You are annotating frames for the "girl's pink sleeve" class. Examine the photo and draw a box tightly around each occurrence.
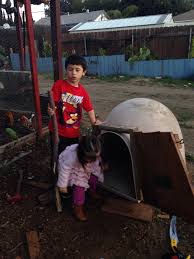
[91,159,104,183]
[57,150,72,188]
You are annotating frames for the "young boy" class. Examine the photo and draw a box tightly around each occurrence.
[48,54,100,155]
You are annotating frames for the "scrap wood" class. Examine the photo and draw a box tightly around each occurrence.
[38,189,55,206]
[0,150,32,169]
[93,124,138,134]
[0,126,49,157]
[6,170,23,204]
[157,213,170,219]
[48,90,62,212]
[101,197,154,222]
[9,242,23,254]
[24,180,53,190]
[26,231,41,259]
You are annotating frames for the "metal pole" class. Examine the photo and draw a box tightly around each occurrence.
[50,0,63,81]
[14,0,25,70]
[84,36,87,56]
[23,0,42,137]
[188,27,192,59]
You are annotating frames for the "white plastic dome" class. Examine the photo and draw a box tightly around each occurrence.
[104,98,185,160]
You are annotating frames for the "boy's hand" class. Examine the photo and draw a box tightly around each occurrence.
[47,104,55,117]
[59,187,68,193]
[95,119,102,125]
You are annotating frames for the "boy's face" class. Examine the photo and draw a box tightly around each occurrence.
[66,64,86,86]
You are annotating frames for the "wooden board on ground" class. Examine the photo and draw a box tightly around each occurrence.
[132,131,194,223]
[24,180,53,190]
[26,231,40,259]
[101,197,154,222]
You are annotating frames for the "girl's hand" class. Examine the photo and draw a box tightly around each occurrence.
[59,187,68,193]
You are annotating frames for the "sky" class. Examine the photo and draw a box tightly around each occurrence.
[2,0,46,22]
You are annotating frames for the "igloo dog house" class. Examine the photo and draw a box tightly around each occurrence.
[98,98,194,221]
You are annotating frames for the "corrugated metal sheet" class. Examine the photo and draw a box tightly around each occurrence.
[69,14,172,32]
[10,53,194,79]
[35,10,108,26]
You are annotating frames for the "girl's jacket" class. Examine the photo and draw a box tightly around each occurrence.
[57,144,104,189]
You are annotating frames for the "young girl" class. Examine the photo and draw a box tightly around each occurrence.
[57,135,104,221]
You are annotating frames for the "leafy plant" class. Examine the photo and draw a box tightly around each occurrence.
[98,48,106,56]
[42,41,52,57]
[128,47,154,63]
[186,152,194,163]
[0,45,9,68]
[63,51,69,58]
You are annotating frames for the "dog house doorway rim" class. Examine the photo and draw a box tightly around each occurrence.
[100,130,140,202]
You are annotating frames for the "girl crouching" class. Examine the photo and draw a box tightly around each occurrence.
[57,135,104,221]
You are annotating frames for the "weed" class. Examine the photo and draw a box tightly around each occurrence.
[98,75,134,82]
[39,73,54,80]
[178,112,193,122]
[152,77,194,88]
[186,152,194,163]
[179,122,194,129]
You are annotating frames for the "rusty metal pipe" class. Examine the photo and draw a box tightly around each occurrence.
[23,0,42,137]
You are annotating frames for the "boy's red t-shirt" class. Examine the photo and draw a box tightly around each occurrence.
[49,80,93,138]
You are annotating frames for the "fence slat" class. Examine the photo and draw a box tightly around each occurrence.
[10,53,194,79]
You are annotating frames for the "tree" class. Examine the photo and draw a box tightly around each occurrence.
[101,0,120,11]
[107,9,122,19]
[71,0,83,13]
[83,0,101,12]
[122,5,138,18]
[45,0,72,17]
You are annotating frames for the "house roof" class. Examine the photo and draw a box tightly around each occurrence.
[35,10,108,27]
[69,13,173,33]
[173,9,194,22]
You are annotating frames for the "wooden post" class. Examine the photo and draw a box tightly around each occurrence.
[50,0,63,81]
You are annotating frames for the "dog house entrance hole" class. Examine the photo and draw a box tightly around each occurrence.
[101,132,136,200]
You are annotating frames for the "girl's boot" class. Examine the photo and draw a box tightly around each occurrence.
[73,205,87,221]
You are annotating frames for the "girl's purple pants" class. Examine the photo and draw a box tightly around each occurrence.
[73,174,98,205]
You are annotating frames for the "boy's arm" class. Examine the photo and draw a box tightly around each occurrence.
[88,110,101,125]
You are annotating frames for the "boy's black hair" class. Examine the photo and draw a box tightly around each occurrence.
[77,135,101,168]
[65,54,87,71]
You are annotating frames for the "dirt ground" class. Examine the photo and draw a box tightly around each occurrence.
[0,76,194,258]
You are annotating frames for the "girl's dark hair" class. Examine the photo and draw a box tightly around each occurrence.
[77,135,101,168]
[65,54,87,71]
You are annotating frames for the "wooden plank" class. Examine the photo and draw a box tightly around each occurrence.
[173,133,183,149]
[102,198,153,222]
[26,231,40,259]
[24,181,53,190]
[0,126,49,157]
[94,124,138,134]
[132,132,194,223]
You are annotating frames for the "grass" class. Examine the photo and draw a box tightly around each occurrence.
[98,75,135,82]
[179,122,194,129]
[177,112,194,122]
[151,77,194,88]
[38,73,54,80]
[98,75,194,88]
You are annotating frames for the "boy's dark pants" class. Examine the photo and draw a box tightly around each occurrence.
[49,131,78,168]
